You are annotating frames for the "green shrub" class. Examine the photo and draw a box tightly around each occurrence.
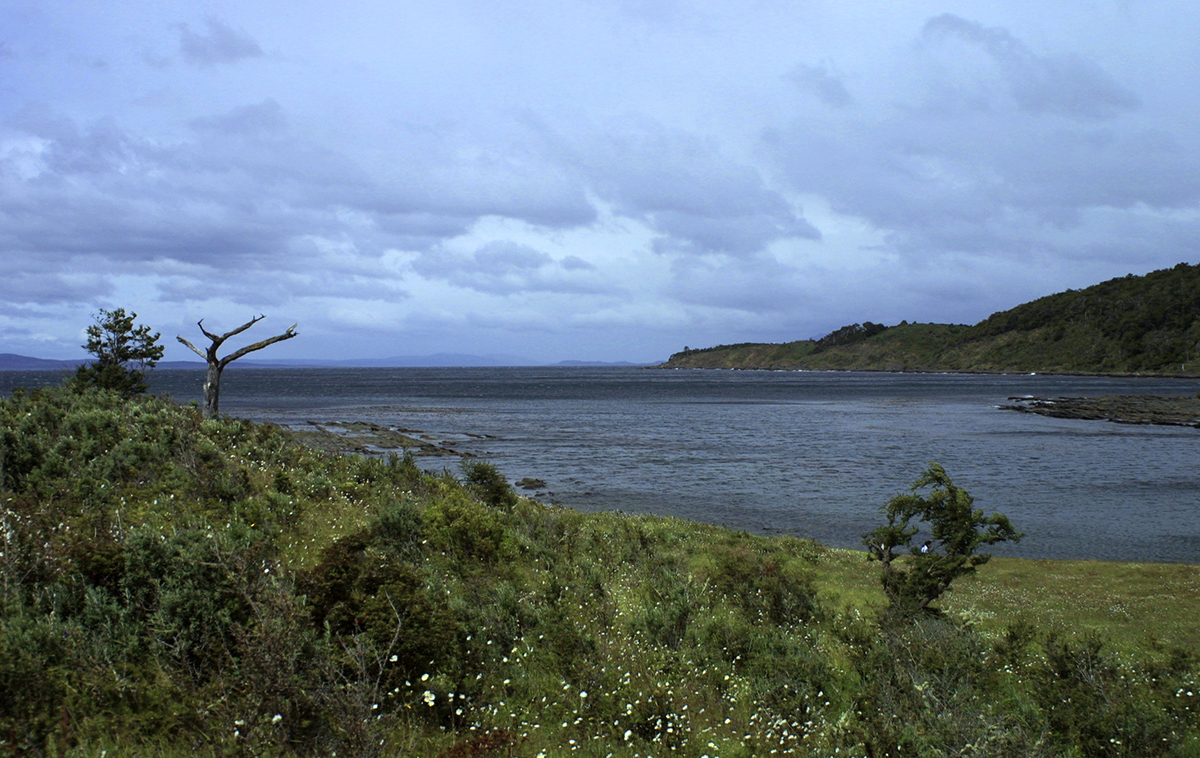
[698,540,819,626]
[0,603,73,754]
[3,385,1199,756]
[461,460,519,511]
[424,494,517,565]
[851,616,1043,757]
[298,525,456,684]
[1034,633,1198,757]
[374,498,425,561]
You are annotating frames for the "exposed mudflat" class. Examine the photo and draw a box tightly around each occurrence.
[1000,395,1200,427]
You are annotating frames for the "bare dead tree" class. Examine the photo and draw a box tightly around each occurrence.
[177,316,298,418]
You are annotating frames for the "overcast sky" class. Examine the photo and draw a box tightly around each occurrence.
[3,0,1198,363]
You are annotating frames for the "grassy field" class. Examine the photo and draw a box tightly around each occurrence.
[948,557,1200,652]
[810,547,1200,653]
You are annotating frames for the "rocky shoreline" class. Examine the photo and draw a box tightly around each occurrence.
[285,419,483,457]
[999,394,1200,427]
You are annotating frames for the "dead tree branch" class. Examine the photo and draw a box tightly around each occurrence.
[177,316,298,418]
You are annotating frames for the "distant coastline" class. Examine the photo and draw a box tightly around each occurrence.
[657,263,1200,377]
[0,352,654,371]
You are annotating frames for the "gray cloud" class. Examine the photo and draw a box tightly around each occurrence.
[665,255,810,314]
[650,210,819,257]
[578,120,820,257]
[771,115,1200,275]
[190,99,286,135]
[412,241,614,296]
[178,17,263,67]
[356,119,598,230]
[7,105,135,176]
[922,14,1140,120]
[1,1,1196,362]
[0,102,604,314]
[766,13,1198,275]
[155,262,407,307]
[0,269,110,305]
[560,255,595,271]
[0,110,347,279]
[786,62,855,108]
[473,241,553,273]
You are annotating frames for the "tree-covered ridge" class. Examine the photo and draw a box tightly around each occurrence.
[958,262,1200,371]
[661,262,1200,374]
[811,321,888,353]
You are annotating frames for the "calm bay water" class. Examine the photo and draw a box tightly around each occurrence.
[5,366,1197,562]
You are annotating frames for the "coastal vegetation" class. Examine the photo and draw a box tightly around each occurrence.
[661,262,1200,375]
[863,463,1022,619]
[1,382,1197,756]
[71,309,164,397]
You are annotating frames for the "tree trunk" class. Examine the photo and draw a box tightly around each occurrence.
[203,364,223,418]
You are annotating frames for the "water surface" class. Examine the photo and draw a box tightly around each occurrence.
[5,366,1196,562]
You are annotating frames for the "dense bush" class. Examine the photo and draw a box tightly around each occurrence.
[1033,634,1199,757]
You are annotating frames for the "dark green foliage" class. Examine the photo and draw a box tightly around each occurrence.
[461,460,520,510]
[1033,634,1199,757]
[121,527,263,683]
[298,525,456,682]
[662,262,1200,374]
[636,557,697,648]
[811,321,889,353]
[864,463,1022,618]
[423,495,517,564]
[664,339,819,369]
[373,497,426,560]
[72,308,164,397]
[699,538,819,627]
[955,262,1200,373]
[0,514,332,755]
[850,616,1046,757]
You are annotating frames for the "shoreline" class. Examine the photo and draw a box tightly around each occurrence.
[275,417,1199,565]
[279,419,479,457]
[651,362,1200,379]
[999,394,1200,427]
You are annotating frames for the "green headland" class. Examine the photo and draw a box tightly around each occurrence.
[660,262,1200,376]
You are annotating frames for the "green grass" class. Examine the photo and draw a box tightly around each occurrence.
[946,557,1200,652]
[811,548,1200,652]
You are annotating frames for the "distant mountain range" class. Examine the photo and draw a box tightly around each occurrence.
[660,262,1200,376]
[0,353,649,371]
[0,354,87,371]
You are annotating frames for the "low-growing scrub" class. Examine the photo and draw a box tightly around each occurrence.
[1,384,1197,756]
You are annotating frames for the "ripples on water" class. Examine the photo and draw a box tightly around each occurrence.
[4,366,1196,563]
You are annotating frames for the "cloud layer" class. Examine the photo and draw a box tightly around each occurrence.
[2,1,1197,362]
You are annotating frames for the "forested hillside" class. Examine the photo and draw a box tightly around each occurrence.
[661,262,1200,374]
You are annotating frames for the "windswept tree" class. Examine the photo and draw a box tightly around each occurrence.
[74,308,165,396]
[864,462,1022,619]
[177,316,297,418]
